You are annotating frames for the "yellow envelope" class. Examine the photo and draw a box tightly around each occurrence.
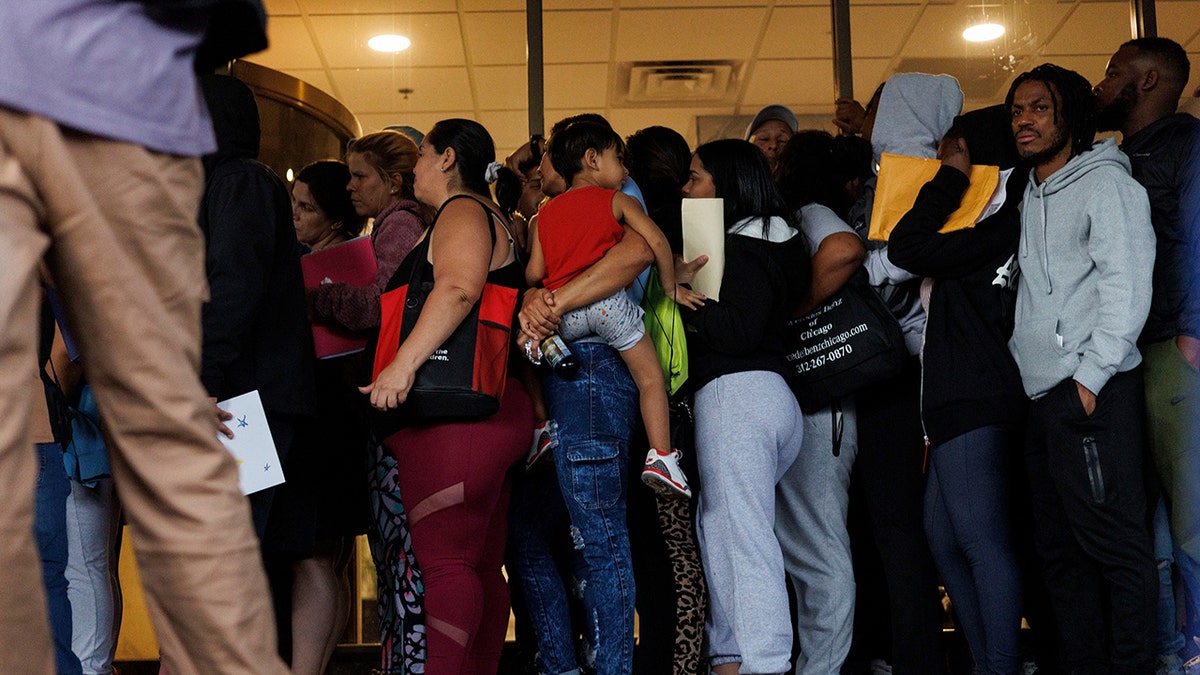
[869,152,1001,242]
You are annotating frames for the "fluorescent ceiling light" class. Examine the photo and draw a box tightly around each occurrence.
[963,23,1005,42]
[369,34,411,53]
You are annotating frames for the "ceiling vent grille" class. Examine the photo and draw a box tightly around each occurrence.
[617,60,742,106]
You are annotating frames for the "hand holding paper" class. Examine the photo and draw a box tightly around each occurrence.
[216,391,284,495]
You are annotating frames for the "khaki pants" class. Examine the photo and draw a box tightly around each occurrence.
[0,107,287,675]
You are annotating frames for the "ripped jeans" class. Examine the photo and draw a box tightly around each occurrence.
[536,342,639,675]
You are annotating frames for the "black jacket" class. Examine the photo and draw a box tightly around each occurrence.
[682,221,811,391]
[1122,113,1200,344]
[198,75,316,417]
[888,165,1027,443]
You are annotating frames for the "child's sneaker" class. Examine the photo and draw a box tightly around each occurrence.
[641,448,691,499]
[526,420,558,471]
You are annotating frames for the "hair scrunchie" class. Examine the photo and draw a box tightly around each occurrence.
[484,160,502,185]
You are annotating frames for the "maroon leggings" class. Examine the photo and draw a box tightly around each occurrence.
[383,379,532,675]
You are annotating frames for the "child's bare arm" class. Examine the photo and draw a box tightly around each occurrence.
[613,192,675,289]
[524,216,547,288]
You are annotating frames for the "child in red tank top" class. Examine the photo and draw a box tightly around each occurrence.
[525,121,703,498]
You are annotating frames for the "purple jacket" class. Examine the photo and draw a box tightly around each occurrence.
[312,199,426,331]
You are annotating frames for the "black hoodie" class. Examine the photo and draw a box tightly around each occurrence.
[886,105,1028,443]
[197,74,315,418]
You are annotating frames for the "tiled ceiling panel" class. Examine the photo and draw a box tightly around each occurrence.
[759,7,834,59]
[263,0,300,16]
[247,17,324,71]
[309,13,466,68]
[332,66,474,113]
[357,112,447,135]
[544,11,612,64]
[850,57,893,101]
[850,4,922,57]
[1042,3,1133,55]
[478,110,533,150]
[473,65,530,111]
[544,63,610,109]
[615,8,766,62]
[742,59,836,108]
[463,11,527,65]
[302,0,458,13]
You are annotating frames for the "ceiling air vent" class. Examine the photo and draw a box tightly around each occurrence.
[617,61,741,106]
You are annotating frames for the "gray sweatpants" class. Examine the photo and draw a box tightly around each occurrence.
[695,370,804,675]
[775,400,858,675]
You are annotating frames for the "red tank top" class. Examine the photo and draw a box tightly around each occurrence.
[538,186,624,291]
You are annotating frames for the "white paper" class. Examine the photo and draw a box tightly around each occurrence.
[216,391,284,495]
[681,198,725,302]
[975,167,1014,224]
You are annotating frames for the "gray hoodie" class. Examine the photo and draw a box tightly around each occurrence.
[1008,137,1154,399]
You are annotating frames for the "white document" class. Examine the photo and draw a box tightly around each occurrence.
[975,167,1014,224]
[681,198,725,302]
[216,391,284,495]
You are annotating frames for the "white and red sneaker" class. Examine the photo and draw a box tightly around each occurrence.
[641,447,692,499]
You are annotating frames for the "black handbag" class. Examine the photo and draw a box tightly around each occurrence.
[784,268,907,413]
[370,196,521,423]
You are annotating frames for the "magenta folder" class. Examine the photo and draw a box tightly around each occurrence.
[301,235,377,359]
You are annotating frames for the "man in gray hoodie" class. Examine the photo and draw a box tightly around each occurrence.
[1007,63,1157,674]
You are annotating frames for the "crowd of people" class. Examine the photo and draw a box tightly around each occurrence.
[2,3,1199,675]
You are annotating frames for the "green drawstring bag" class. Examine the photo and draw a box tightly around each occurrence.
[639,268,688,395]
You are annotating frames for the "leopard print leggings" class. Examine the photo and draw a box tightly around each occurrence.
[655,495,708,675]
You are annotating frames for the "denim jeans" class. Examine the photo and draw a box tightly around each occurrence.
[507,453,589,675]
[542,342,639,675]
[36,443,82,675]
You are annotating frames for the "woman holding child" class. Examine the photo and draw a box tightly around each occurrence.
[679,139,811,675]
[363,118,532,675]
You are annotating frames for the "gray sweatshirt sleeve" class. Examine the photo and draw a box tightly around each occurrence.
[1073,179,1155,395]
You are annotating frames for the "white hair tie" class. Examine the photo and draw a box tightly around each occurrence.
[484,161,502,184]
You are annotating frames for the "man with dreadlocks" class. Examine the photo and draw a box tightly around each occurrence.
[1006,63,1158,674]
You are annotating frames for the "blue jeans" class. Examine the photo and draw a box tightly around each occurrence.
[542,342,639,675]
[507,454,589,675]
[36,442,82,675]
[924,425,1022,675]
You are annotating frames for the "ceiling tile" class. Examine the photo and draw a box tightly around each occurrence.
[1156,2,1200,52]
[477,110,532,154]
[1041,3,1132,56]
[245,16,324,70]
[850,4,920,58]
[473,65,530,110]
[332,67,474,113]
[615,8,766,62]
[759,7,832,59]
[851,57,893,102]
[464,12,527,65]
[620,0,775,6]
[544,0,613,9]
[299,0,457,13]
[263,0,300,16]
[1035,55,1112,89]
[544,11,611,64]
[310,13,465,68]
[462,0,524,10]
[742,59,835,107]
[545,63,610,109]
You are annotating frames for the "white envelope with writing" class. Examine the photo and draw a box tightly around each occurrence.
[216,390,285,495]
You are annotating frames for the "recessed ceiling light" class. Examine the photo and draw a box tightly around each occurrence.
[963,23,1005,42]
[369,34,411,53]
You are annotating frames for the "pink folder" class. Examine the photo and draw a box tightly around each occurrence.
[301,235,377,359]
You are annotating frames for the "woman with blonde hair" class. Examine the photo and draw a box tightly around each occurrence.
[304,130,429,675]
[309,129,426,333]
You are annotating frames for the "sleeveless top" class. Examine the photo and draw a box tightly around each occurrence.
[538,186,624,291]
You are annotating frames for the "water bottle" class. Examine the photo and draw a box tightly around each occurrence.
[540,334,579,377]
